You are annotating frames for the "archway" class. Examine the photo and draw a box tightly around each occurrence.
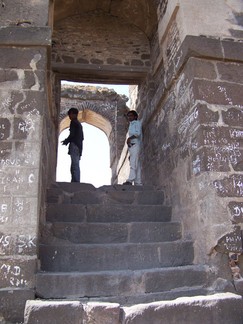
[56,123,111,187]
[57,108,113,186]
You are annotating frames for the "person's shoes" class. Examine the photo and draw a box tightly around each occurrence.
[123,181,132,185]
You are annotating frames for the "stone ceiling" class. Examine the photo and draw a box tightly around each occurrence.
[54,0,158,40]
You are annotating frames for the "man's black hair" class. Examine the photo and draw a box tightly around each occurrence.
[127,110,138,118]
[68,107,79,115]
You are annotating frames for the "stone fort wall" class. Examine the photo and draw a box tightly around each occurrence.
[0,0,243,322]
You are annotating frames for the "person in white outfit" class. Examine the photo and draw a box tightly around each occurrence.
[123,110,142,186]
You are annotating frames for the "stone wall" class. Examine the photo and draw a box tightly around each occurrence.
[0,1,54,322]
[52,14,150,68]
[0,0,243,321]
[134,0,243,271]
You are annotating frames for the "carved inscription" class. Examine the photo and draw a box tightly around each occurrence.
[192,154,201,175]
[0,168,37,194]
[0,198,10,224]
[178,107,199,135]
[214,175,243,197]
[0,233,36,255]
[0,259,35,288]
[216,228,243,254]
[0,263,27,287]
[229,202,243,224]
[222,108,243,126]
[0,118,10,140]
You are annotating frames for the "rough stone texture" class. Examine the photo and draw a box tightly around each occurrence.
[0,258,36,288]
[0,0,49,27]
[24,300,83,324]
[0,289,35,323]
[83,302,121,324]
[0,3,52,323]
[123,293,243,324]
[133,36,243,269]
[23,293,243,324]
[53,15,150,68]
[1,0,243,322]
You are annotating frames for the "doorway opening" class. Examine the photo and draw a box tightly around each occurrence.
[56,81,132,187]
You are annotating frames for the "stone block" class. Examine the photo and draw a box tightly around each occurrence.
[0,69,18,82]
[178,104,219,139]
[86,205,171,223]
[0,47,47,70]
[0,167,39,196]
[228,201,243,224]
[49,221,181,244]
[234,278,243,294]
[222,107,243,127]
[217,61,243,84]
[1,0,49,26]
[144,265,207,293]
[36,266,205,301]
[0,232,37,256]
[46,204,86,223]
[192,79,243,106]
[222,39,243,63]
[216,227,242,254]
[51,222,128,244]
[0,289,34,323]
[196,125,243,147]
[0,258,36,289]
[214,174,243,197]
[15,141,41,167]
[166,36,223,86]
[129,222,181,243]
[84,302,121,324]
[192,147,230,174]
[186,57,217,80]
[36,271,144,299]
[0,142,12,160]
[123,293,243,324]
[0,118,11,140]
[11,197,39,225]
[13,113,42,141]
[24,300,83,324]
[102,190,136,204]
[0,27,51,46]
[71,191,102,204]
[0,197,11,224]
[24,70,45,90]
[15,91,45,115]
[136,190,164,205]
[39,241,193,272]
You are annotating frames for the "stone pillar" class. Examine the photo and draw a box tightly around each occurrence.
[140,0,243,272]
[0,1,52,322]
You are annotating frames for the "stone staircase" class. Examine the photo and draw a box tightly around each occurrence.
[23,182,243,323]
[36,182,210,305]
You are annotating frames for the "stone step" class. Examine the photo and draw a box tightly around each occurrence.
[42,221,181,244]
[39,241,194,272]
[36,265,208,300]
[47,183,164,205]
[76,286,209,306]
[46,204,171,223]
[24,293,243,324]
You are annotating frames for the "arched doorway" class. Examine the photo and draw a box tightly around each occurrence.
[56,116,111,187]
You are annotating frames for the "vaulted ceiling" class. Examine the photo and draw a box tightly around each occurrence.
[54,0,158,40]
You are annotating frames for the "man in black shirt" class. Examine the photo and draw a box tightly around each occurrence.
[62,108,84,182]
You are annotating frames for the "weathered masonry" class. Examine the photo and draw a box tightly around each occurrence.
[0,0,243,322]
